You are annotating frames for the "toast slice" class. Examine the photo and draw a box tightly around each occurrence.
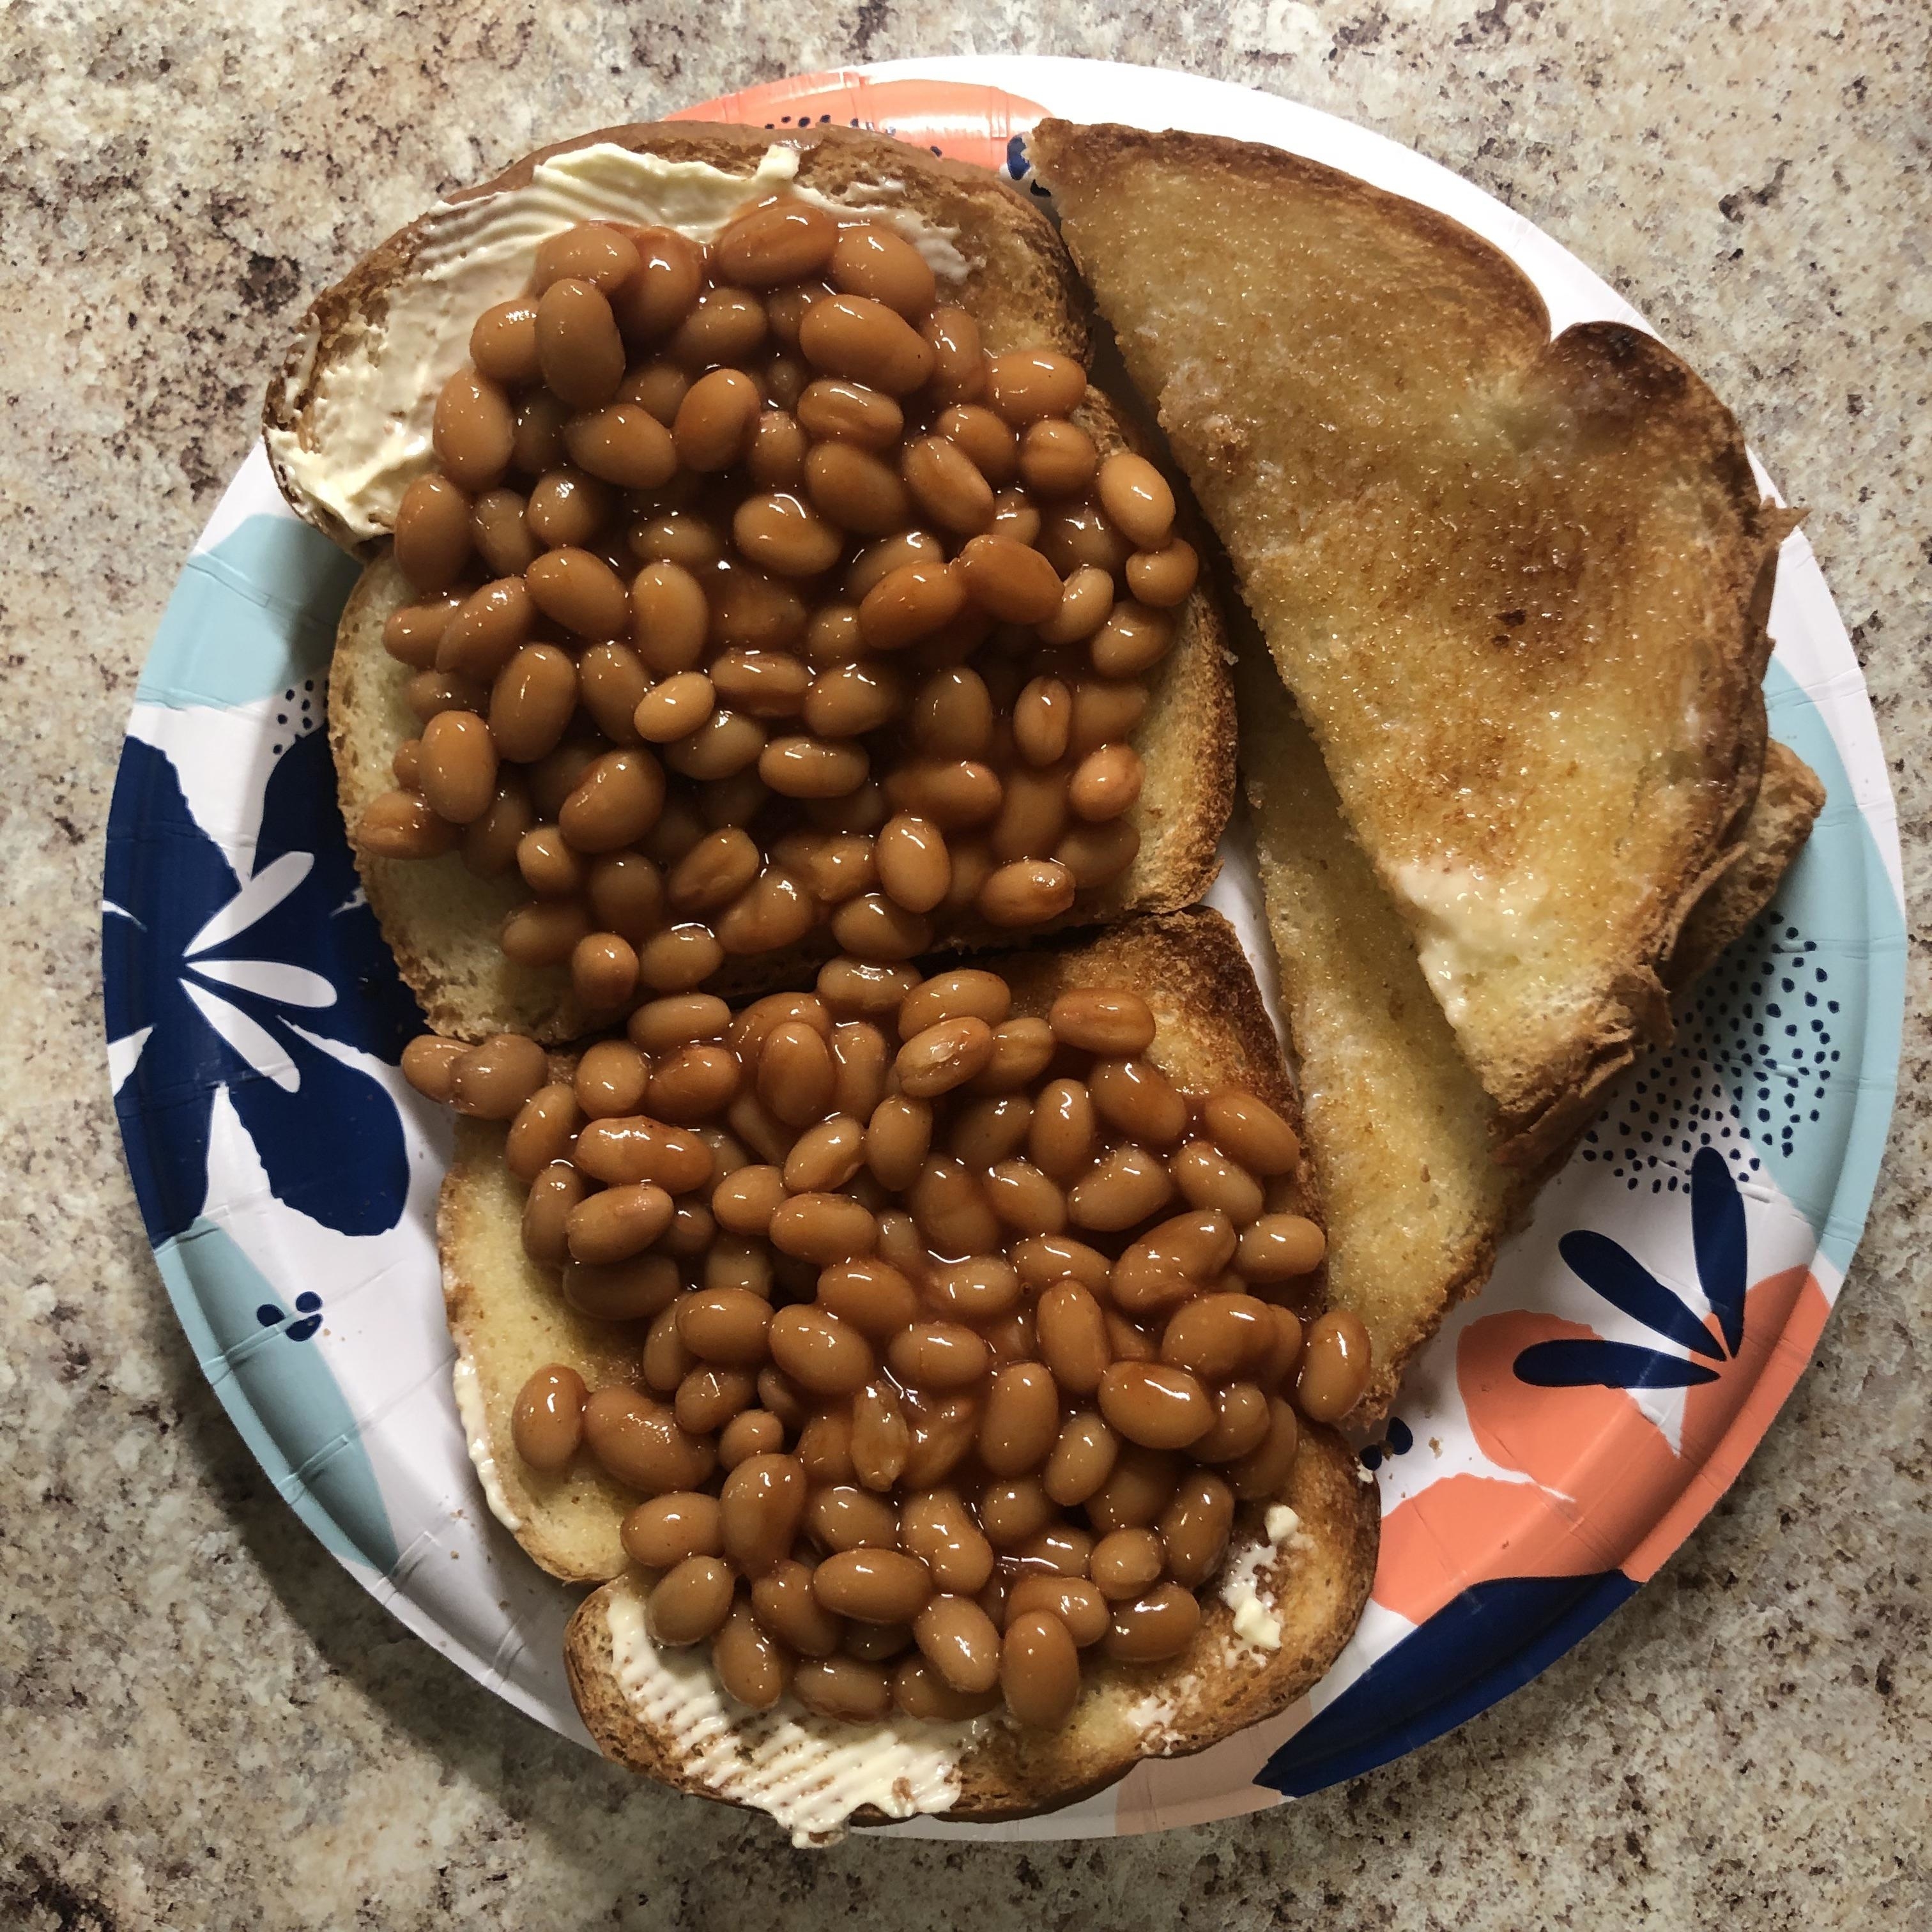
[285,120,1232,1040]
[440,908,1379,1830]
[267,122,1087,548]
[328,389,1232,1043]
[1239,642,1822,1417]
[439,905,1333,1581]
[564,1420,1373,1839]
[1029,119,1795,1166]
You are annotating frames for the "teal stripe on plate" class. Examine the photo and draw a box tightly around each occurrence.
[137,516,361,711]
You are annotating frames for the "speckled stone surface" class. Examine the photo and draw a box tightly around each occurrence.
[3,4,1926,1927]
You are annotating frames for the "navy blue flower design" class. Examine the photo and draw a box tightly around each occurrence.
[1514,1147,1748,1392]
[104,727,422,1246]
[1359,1416,1414,1472]
[257,1290,325,1342]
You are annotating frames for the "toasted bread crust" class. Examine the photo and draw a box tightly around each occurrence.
[1030,119,1791,1169]
[564,1421,1376,1830]
[1665,739,1824,989]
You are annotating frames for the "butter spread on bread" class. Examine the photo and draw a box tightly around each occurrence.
[270,142,968,541]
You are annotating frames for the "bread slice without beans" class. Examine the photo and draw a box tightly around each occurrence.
[564,1421,1374,1835]
[297,120,1232,1040]
[1029,119,1795,1168]
[1238,638,1822,1418]
[437,905,1335,1582]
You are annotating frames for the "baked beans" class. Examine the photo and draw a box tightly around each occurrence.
[1068,1143,1174,1231]
[1126,537,1199,608]
[718,1409,785,1468]
[1238,1213,1327,1281]
[535,278,626,410]
[799,293,935,395]
[901,434,995,536]
[1102,1581,1200,1663]
[1193,1379,1273,1464]
[1000,1610,1079,1726]
[716,201,838,287]
[712,1599,789,1710]
[984,351,1087,425]
[648,1553,736,1645]
[510,1363,586,1473]
[751,1559,845,1657]
[622,1489,723,1568]
[470,298,541,385]
[1096,452,1177,551]
[583,1387,714,1495]
[1018,418,1100,498]
[1294,1309,1373,1422]
[830,225,937,318]
[467,487,537,576]
[792,1655,891,1723]
[383,210,1379,1733]
[922,308,984,405]
[977,858,1076,928]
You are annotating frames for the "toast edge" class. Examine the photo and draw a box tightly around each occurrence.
[562,1420,1377,1831]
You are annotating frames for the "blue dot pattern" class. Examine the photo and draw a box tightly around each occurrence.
[1578,905,1837,1195]
[267,678,319,760]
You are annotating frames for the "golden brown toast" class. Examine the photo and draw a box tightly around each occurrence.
[288,120,1232,1040]
[564,1422,1374,1838]
[1029,119,1796,1167]
[1238,641,1822,1417]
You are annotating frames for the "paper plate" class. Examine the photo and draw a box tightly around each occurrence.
[102,57,1905,1840]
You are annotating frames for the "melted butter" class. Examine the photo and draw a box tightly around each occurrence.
[607,1583,996,1846]
[272,141,969,539]
[1390,861,1549,1027]
[450,1353,522,1533]
[1218,1503,1303,1655]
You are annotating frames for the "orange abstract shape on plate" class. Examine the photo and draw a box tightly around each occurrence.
[675,69,1046,173]
[1374,1266,1827,1626]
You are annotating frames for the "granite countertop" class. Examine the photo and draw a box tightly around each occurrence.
[4,4,1926,1927]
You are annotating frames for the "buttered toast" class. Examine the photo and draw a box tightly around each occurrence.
[431,909,1377,1833]
[439,908,1347,1577]
[268,123,1086,548]
[565,1420,1372,1837]
[1029,119,1795,1168]
[1238,642,1821,1414]
[274,121,1233,1041]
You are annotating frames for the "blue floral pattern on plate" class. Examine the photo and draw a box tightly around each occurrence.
[105,720,420,1246]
